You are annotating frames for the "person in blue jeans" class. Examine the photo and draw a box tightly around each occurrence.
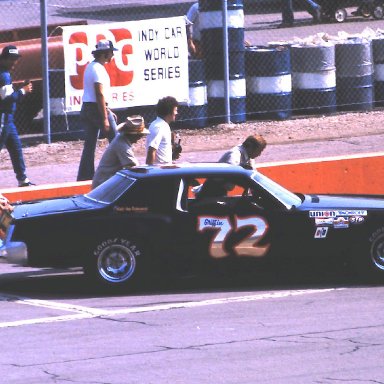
[280,0,322,27]
[0,45,34,187]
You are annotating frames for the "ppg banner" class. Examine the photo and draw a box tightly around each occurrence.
[62,17,189,112]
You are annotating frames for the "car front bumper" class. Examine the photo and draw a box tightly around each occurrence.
[0,223,28,265]
[0,240,28,265]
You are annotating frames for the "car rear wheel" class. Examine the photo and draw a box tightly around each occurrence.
[84,237,144,288]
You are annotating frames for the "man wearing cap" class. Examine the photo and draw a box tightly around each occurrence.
[0,45,34,187]
[92,115,149,189]
[77,39,118,182]
[219,134,267,170]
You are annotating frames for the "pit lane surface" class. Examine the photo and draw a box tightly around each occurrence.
[0,265,384,383]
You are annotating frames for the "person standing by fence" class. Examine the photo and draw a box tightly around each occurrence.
[77,39,118,181]
[280,0,322,27]
[0,45,34,187]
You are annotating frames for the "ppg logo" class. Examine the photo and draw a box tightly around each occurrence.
[67,28,134,90]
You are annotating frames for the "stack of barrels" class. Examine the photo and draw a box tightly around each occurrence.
[199,0,246,124]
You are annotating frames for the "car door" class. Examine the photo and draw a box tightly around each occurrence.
[172,173,297,276]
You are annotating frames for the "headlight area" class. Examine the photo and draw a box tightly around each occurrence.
[0,224,28,265]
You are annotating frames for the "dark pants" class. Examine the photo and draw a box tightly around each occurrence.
[0,113,27,182]
[282,0,320,22]
[77,103,117,181]
[282,0,294,23]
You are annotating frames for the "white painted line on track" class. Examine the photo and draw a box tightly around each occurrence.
[0,288,343,328]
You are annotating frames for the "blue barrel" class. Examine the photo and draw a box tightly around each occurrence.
[199,0,246,124]
[175,59,208,129]
[336,38,373,112]
[372,37,384,106]
[291,43,336,115]
[245,45,291,120]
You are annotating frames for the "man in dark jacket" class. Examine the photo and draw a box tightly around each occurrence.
[0,45,34,187]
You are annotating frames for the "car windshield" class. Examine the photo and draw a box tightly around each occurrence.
[85,174,137,204]
[252,171,302,209]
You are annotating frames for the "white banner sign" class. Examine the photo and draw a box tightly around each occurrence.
[62,17,189,112]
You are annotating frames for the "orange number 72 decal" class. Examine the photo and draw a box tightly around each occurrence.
[197,216,270,259]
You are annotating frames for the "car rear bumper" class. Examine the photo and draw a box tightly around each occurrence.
[0,240,28,265]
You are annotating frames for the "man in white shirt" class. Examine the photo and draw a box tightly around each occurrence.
[146,96,179,165]
[77,39,118,181]
[219,134,267,169]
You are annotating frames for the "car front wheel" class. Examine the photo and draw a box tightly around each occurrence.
[84,237,143,288]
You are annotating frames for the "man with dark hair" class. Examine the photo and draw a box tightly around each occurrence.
[77,39,118,181]
[0,45,34,187]
[219,134,267,170]
[146,96,179,165]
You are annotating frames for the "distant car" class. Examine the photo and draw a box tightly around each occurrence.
[1,163,384,288]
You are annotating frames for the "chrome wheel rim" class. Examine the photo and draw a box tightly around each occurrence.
[335,9,346,22]
[97,244,136,283]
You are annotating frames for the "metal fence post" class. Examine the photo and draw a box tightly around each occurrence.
[40,0,51,144]
[222,0,230,123]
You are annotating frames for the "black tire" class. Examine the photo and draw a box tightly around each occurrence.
[84,236,144,289]
[352,227,384,282]
[373,5,384,19]
[361,4,372,18]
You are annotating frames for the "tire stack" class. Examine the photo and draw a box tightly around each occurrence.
[336,37,374,112]
[176,59,208,129]
[245,45,292,120]
[291,43,337,115]
[199,0,246,124]
[372,36,384,106]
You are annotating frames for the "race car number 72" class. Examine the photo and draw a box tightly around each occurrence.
[197,216,270,258]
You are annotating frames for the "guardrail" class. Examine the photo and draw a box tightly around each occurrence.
[1,153,384,203]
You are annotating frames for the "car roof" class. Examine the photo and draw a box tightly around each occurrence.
[118,163,252,179]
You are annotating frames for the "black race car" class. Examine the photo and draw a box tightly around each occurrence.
[1,163,384,288]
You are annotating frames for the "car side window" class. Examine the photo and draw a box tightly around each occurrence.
[116,178,178,213]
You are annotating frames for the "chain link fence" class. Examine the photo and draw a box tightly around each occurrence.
[1,0,383,142]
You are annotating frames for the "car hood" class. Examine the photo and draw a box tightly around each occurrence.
[12,196,100,220]
[299,194,384,211]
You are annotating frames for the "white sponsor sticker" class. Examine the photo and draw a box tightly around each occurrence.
[315,218,334,226]
[333,217,349,229]
[314,227,328,239]
[310,209,368,218]
[310,211,337,218]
